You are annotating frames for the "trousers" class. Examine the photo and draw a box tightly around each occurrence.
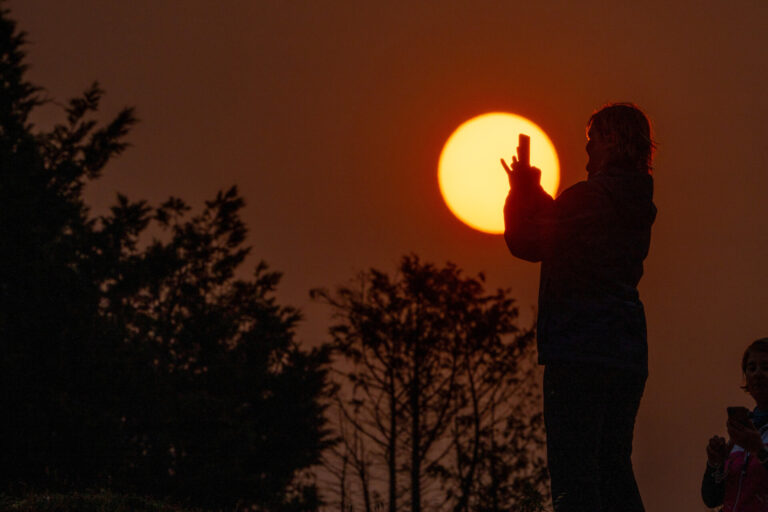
[543,362,647,512]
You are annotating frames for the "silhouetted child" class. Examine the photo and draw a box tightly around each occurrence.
[702,338,768,511]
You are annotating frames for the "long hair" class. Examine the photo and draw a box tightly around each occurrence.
[588,103,656,174]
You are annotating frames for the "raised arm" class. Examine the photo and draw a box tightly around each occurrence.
[501,157,555,262]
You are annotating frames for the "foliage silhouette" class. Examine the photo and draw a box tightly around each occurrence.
[0,6,333,511]
[312,255,549,512]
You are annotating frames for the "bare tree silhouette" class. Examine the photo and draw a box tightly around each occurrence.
[313,255,549,512]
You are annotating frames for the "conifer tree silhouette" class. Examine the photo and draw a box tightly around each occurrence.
[0,7,333,510]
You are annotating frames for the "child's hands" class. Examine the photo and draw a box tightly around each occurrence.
[706,435,732,468]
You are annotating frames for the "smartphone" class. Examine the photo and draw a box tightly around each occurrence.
[517,134,530,167]
[727,406,751,426]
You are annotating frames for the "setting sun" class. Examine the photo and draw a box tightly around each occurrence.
[438,113,559,234]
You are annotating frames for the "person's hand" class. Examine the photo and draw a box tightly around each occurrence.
[706,435,732,468]
[727,418,765,454]
[500,156,542,189]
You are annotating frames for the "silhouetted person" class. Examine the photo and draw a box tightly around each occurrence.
[502,103,656,512]
[702,338,768,511]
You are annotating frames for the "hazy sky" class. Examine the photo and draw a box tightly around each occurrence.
[11,1,768,510]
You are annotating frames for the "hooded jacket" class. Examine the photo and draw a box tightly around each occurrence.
[504,165,656,376]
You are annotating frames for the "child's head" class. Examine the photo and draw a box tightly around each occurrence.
[741,338,768,402]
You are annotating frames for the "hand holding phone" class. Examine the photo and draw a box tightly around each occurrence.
[727,406,751,427]
[501,133,539,189]
[517,134,530,168]
[726,406,765,452]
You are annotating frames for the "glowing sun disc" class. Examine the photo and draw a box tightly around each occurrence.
[438,112,560,234]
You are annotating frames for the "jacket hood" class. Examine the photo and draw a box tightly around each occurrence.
[589,166,657,228]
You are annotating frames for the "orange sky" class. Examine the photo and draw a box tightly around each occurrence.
[12,1,768,510]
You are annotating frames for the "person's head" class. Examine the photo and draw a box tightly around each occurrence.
[586,103,655,175]
[741,338,768,408]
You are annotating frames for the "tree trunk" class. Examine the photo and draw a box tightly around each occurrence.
[389,369,397,512]
[356,431,372,512]
[340,452,348,512]
[410,358,421,512]
[360,464,372,512]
